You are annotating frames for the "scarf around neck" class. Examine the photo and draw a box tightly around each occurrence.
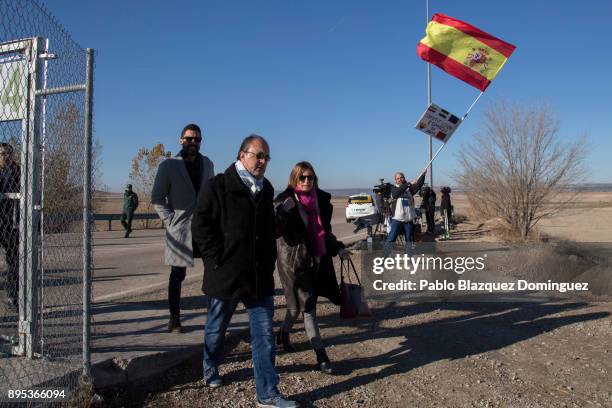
[235,160,263,196]
[294,186,326,257]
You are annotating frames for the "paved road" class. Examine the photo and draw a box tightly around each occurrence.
[92,203,367,301]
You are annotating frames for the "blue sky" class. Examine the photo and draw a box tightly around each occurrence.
[46,0,611,192]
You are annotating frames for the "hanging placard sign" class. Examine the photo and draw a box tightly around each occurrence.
[0,60,27,121]
[415,103,462,143]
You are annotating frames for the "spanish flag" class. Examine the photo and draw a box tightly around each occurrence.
[417,13,516,91]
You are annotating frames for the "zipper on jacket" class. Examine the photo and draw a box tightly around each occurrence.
[253,196,259,296]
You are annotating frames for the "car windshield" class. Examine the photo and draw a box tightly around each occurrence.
[349,195,372,204]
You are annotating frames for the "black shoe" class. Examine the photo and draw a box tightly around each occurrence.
[276,329,296,353]
[315,348,333,374]
[204,374,224,388]
[168,315,183,333]
[124,231,130,238]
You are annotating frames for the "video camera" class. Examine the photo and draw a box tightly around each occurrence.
[373,178,392,200]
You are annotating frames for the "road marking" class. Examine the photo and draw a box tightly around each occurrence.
[94,272,201,303]
[94,244,164,254]
[337,232,366,243]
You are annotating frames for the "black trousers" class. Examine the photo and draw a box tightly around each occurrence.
[425,207,436,233]
[120,209,134,232]
[169,266,187,316]
[1,230,19,301]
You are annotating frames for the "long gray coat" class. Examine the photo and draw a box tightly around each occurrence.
[151,153,214,267]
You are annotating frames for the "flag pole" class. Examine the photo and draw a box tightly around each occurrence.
[419,91,484,176]
[421,142,445,177]
[426,0,433,188]
[461,91,484,120]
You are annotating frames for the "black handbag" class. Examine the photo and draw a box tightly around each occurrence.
[339,257,371,319]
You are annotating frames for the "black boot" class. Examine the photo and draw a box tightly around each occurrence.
[168,314,183,333]
[315,348,333,374]
[276,329,296,353]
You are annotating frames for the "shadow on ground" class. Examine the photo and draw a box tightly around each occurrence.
[97,300,608,407]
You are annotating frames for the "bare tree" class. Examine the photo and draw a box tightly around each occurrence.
[455,102,587,239]
[44,103,102,232]
[129,144,171,228]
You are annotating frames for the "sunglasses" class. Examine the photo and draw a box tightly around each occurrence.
[182,137,201,143]
[244,151,271,162]
[299,175,314,181]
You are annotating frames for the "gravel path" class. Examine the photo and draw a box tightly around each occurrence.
[98,279,611,407]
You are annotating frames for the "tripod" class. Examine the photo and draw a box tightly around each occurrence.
[373,194,392,239]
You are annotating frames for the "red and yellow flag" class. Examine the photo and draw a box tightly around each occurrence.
[417,13,516,91]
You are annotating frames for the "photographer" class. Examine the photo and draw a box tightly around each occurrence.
[383,170,426,257]
[420,185,437,234]
[440,186,453,228]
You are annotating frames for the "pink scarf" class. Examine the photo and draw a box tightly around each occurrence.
[294,187,326,257]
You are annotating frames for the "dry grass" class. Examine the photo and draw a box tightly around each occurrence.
[92,192,162,231]
[449,191,612,243]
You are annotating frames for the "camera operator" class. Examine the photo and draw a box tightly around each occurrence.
[383,170,426,257]
[420,185,437,234]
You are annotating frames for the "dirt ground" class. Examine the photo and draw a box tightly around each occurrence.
[100,281,611,408]
[95,192,612,408]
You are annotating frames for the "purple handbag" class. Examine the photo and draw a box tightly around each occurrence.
[340,258,371,319]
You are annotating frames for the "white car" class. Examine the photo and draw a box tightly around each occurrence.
[345,193,378,223]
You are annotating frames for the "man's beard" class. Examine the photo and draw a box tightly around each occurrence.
[182,146,199,157]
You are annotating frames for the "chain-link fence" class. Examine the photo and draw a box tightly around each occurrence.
[0,0,93,404]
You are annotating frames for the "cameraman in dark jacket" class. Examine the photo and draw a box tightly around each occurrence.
[420,185,437,234]
[440,186,452,226]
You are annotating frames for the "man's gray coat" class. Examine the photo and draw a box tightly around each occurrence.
[151,153,214,267]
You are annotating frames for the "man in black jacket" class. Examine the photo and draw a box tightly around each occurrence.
[420,185,437,234]
[192,135,296,408]
[120,184,139,238]
[0,142,20,308]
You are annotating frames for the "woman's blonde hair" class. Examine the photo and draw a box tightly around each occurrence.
[288,161,319,189]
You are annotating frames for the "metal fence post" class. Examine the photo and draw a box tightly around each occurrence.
[24,36,42,359]
[82,47,94,379]
[16,39,33,357]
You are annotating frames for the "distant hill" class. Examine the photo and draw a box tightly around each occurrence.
[325,183,612,198]
[97,183,612,200]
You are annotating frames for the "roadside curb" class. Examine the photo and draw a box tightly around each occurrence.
[91,329,246,389]
[91,344,201,389]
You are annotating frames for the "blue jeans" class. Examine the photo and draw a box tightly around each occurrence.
[203,296,279,400]
[384,219,414,257]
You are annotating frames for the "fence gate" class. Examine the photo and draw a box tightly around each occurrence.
[1,0,94,403]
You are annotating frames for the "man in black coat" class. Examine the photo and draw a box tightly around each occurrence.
[440,186,453,228]
[192,135,296,408]
[0,142,20,308]
[120,183,139,238]
[420,185,437,234]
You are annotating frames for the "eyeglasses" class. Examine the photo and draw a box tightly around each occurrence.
[182,137,201,143]
[244,150,271,162]
[299,175,314,182]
